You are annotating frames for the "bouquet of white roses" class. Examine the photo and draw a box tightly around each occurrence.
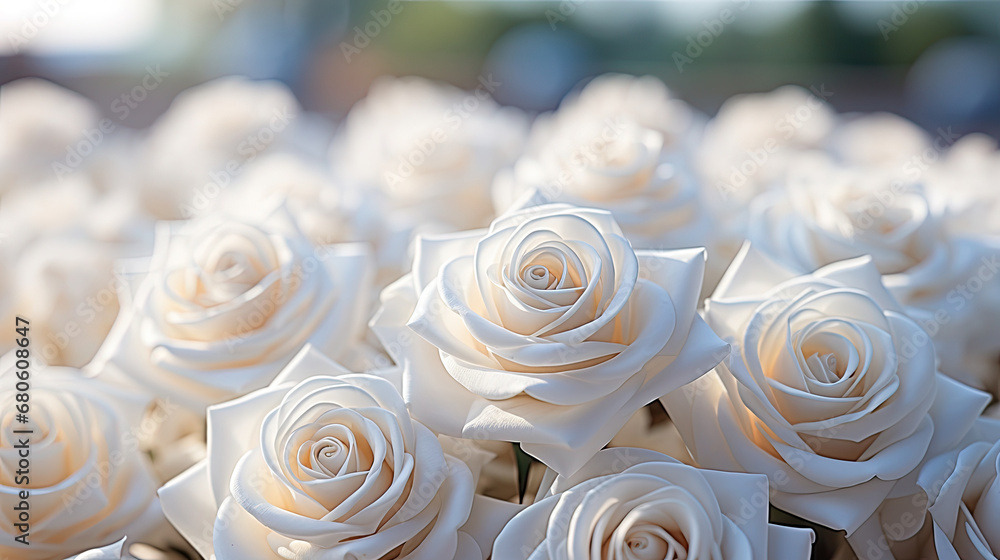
[1,72,999,560]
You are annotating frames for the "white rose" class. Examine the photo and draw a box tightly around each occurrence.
[158,345,485,560]
[218,154,374,246]
[67,538,125,560]
[550,73,699,150]
[916,419,1000,560]
[494,447,815,560]
[0,180,152,366]
[0,78,99,194]
[493,75,720,286]
[92,205,372,412]
[0,354,161,559]
[926,133,1000,237]
[334,75,528,231]
[846,417,1000,560]
[696,85,835,208]
[11,236,122,367]
[747,157,1000,395]
[661,244,990,535]
[826,112,931,170]
[748,159,941,275]
[372,203,727,475]
[215,153,411,288]
[139,76,303,219]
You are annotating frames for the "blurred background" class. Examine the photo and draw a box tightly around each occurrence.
[2,0,999,135]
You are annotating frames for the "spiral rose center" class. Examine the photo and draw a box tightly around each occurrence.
[522,264,556,289]
[310,437,349,474]
[805,351,842,382]
[185,226,280,306]
[290,418,376,481]
[623,529,683,560]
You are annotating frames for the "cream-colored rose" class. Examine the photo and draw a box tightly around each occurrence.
[493,75,719,287]
[217,154,374,246]
[10,237,122,368]
[546,73,699,150]
[494,448,815,559]
[0,176,152,367]
[661,244,991,535]
[747,157,1000,395]
[372,203,727,476]
[334,75,528,231]
[914,420,1000,560]
[139,76,302,219]
[748,158,941,276]
[697,85,836,208]
[0,78,99,194]
[926,133,1000,237]
[214,153,412,288]
[0,354,161,559]
[826,112,931,170]
[159,346,486,560]
[846,418,1000,560]
[91,205,373,412]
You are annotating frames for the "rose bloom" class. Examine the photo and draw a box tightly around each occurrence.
[372,203,727,475]
[214,153,412,288]
[0,354,162,560]
[696,85,836,209]
[0,174,153,366]
[159,345,485,560]
[493,75,722,287]
[926,133,1000,237]
[494,447,815,560]
[91,206,373,412]
[334,75,528,231]
[747,156,1000,395]
[661,244,990,536]
[0,78,100,194]
[846,417,1000,560]
[11,237,122,368]
[216,153,378,247]
[138,76,305,220]
[825,112,932,170]
[916,418,1000,560]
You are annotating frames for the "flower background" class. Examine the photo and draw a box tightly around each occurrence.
[2,1,1000,559]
